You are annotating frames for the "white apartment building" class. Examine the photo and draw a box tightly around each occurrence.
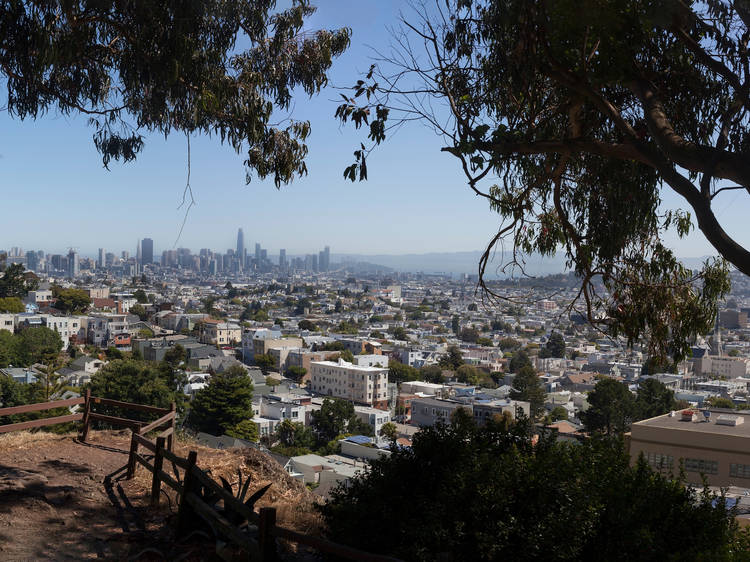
[43,315,86,349]
[353,405,391,443]
[255,396,307,423]
[86,313,132,347]
[25,290,53,305]
[310,358,389,409]
[353,354,389,368]
[0,314,14,333]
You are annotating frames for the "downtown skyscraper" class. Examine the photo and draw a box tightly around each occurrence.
[141,238,154,265]
[236,228,245,270]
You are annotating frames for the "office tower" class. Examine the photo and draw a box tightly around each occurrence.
[141,238,154,265]
[136,240,142,264]
[26,251,38,272]
[323,245,331,271]
[255,243,261,263]
[318,250,325,271]
[237,228,245,270]
[98,248,105,269]
[67,250,79,278]
[312,253,318,272]
[122,250,129,260]
[279,249,286,268]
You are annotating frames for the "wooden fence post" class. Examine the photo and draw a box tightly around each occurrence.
[80,388,91,442]
[150,436,166,506]
[259,507,278,562]
[176,450,198,536]
[127,428,140,479]
[168,402,176,452]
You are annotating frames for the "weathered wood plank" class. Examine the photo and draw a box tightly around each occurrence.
[157,469,182,493]
[184,492,260,556]
[0,397,84,417]
[134,452,154,472]
[132,432,157,453]
[158,426,174,438]
[162,448,190,469]
[90,397,170,414]
[89,412,143,428]
[0,413,83,434]
[141,411,175,433]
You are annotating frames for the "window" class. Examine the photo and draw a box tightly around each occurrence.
[730,463,750,479]
[684,458,718,475]
[646,452,674,470]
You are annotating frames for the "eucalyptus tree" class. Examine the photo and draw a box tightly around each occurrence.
[337,0,748,364]
[0,1,350,186]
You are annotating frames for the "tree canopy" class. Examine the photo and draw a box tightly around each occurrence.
[0,297,24,313]
[580,378,637,434]
[0,0,350,186]
[51,286,91,314]
[509,364,546,419]
[310,397,372,442]
[0,264,38,298]
[87,358,185,422]
[540,332,566,359]
[1,327,64,367]
[438,344,465,371]
[321,418,743,561]
[188,365,254,436]
[337,0,750,364]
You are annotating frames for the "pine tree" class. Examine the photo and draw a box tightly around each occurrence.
[509,365,546,419]
[189,366,254,436]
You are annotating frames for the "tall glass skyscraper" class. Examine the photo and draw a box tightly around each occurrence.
[141,238,154,265]
[236,228,245,269]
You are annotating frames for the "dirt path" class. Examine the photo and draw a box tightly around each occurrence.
[0,431,202,561]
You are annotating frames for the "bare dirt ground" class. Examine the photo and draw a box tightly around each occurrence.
[0,430,324,561]
[0,430,191,561]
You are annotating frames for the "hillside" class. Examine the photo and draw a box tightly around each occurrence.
[0,430,321,560]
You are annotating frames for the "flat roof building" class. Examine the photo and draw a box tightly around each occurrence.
[630,409,750,488]
[309,358,389,409]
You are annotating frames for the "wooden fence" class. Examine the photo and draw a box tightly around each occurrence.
[0,389,177,440]
[0,394,401,561]
[127,430,401,561]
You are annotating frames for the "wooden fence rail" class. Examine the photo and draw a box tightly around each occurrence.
[0,396,86,434]
[0,390,177,443]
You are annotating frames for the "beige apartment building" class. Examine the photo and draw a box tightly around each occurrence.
[309,358,389,409]
[200,321,241,346]
[693,355,748,379]
[630,409,750,488]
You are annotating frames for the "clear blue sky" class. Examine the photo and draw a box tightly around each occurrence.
[0,0,747,263]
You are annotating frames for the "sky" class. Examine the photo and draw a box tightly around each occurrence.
[1,0,748,264]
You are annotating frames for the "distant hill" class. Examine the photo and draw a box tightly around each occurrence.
[335,252,728,278]
[336,251,569,278]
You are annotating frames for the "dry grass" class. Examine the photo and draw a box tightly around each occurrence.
[0,430,77,452]
[128,437,326,537]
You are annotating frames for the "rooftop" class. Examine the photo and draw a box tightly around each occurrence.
[310,358,386,371]
[634,409,750,438]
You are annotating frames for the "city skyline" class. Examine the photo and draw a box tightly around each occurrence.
[1,1,744,260]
